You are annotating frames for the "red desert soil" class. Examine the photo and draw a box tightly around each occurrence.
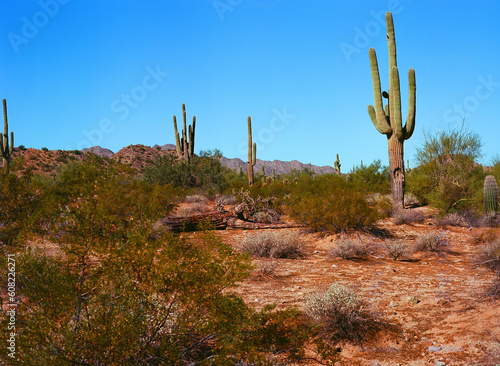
[206,207,500,366]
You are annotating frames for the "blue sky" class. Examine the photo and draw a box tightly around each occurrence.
[2,0,499,170]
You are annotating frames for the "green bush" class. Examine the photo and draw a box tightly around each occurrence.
[0,154,339,364]
[406,126,484,213]
[285,175,381,233]
[143,149,231,194]
[349,159,390,194]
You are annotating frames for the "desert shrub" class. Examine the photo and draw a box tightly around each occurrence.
[368,193,393,217]
[393,209,425,225]
[253,258,280,279]
[0,156,336,364]
[478,213,500,228]
[349,159,390,194]
[143,149,230,194]
[406,125,484,213]
[216,193,237,205]
[413,232,449,253]
[285,174,381,233]
[232,188,280,223]
[239,230,305,259]
[328,238,372,260]
[436,210,478,227]
[404,192,421,207]
[476,239,500,272]
[306,283,393,346]
[177,202,211,217]
[381,240,413,260]
[184,194,208,203]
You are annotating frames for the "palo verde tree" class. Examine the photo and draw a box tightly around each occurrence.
[368,12,416,213]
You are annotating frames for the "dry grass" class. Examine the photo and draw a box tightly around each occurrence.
[328,238,373,260]
[381,239,413,260]
[239,230,305,259]
[305,282,395,346]
[393,209,425,225]
[413,232,449,253]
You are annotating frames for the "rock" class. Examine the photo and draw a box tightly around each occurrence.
[390,301,398,307]
[428,346,442,352]
[434,361,447,366]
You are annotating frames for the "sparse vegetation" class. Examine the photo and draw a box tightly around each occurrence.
[328,238,372,260]
[393,209,425,225]
[414,232,450,253]
[381,240,413,260]
[239,230,305,259]
[306,283,394,346]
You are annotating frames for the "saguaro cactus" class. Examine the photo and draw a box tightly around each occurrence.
[484,175,499,216]
[1,99,14,171]
[334,153,341,175]
[368,11,416,213]
[247,116,257,186]
[172,103,196,162]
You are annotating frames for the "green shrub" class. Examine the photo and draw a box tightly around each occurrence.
[407,126,484,213]
[349,159,390,194]
[0,154,338,364]
[143,150,230,194]
[285,175,381,233]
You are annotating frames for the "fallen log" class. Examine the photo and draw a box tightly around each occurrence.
[161,211,299,232]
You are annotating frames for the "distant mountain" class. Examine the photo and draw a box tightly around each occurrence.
[11,144,336,178]
[218,157,336,175]
[82,146,114,158]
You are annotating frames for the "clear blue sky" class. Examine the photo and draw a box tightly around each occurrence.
[2,0,499,170]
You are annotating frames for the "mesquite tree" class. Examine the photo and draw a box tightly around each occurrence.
[368,12,416,213]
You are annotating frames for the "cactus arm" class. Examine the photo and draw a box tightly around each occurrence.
[403,68,416,140]
[173,115,183,157]
[391,66,404,140]
[252,142,256,166]
[9,132,13,155]
[189,116,196,157]
[368,48,392,135]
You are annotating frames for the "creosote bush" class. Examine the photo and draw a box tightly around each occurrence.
[306,283,393,346]
[0,154,339,365]
[239,230,305,259]
[328,238,372,260]
[285,175,381,233]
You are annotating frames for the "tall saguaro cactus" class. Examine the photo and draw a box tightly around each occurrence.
[247,116,257,186]
[172,103,196,162]
[368,12,416,213]
[1,99,14,171]
[484,175,499,217]
[334,153,341,175]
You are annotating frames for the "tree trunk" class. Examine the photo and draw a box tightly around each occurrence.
[388,135,405,213]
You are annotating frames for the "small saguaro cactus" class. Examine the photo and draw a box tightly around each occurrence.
[1,99,14,171]
[247,116,257,186]
[368,11,416,213]
[172,103,196,162]
[484,175,499,216]
[334,153,341,175]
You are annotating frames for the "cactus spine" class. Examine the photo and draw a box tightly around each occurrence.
[368,12,416,213]
[1,99,14,171]
[334,153,341,175]
[173,103,196,162]
[247,116,256,186]
[484,175,499,216]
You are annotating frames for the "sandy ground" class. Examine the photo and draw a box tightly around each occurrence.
[211,209,500,365]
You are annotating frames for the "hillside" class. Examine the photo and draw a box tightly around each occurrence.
[11,144,336,177]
